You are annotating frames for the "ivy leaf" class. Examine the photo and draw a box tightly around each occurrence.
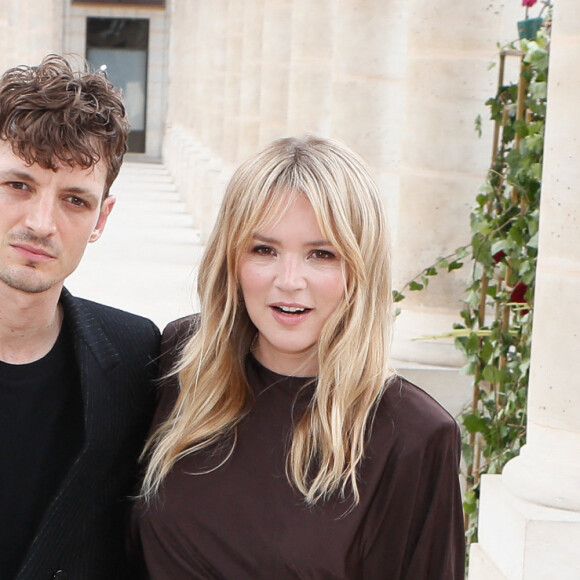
[525,43,549,72]
[409,281,424,291]
[448,260,463,272]
[527,232,539,249]
[529,80,547,100]
[482,364,499,383]
[530,161,543,180]
[466,332,480,352]
[472,234,494,268]
[392,290,405,303]
[514,119,529,139]
[462,413,489,435]
[463,490,478,515]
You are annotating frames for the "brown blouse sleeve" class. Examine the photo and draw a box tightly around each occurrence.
[361,380,466,579]
[400,421,465,579]
[150,314,200,423]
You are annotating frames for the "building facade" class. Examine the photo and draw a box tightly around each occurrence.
[2,1,580,576]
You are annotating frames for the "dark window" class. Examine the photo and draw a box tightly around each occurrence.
[74,0,165,7]
[86,18,149,153]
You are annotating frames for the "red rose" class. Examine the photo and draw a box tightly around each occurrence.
[493,250,506,264]
[522,0,538,7]
[510,281,529,315]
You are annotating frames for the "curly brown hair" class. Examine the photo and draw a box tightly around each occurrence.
[0,54,130,195]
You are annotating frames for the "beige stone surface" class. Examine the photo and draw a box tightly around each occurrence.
[473,475,580,579]
[0,0,64,71]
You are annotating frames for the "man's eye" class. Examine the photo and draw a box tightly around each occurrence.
[8,181,29,191]
[65,196,88,207]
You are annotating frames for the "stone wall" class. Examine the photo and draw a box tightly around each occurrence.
[0,0,65,70]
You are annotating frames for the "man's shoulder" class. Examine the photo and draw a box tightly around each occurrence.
[74,295,158,329]
[60,290,160,359]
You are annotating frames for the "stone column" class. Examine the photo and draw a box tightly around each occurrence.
[286,0,335,136]
[237,0,265,161]
[198,0,228,154]
[0,0,63,70]
[392,0,521,367]
[258,0,292,146]
[330,0,411,241]
[222,2,244,165]
[469,1,580,577]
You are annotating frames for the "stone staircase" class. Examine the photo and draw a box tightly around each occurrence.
[67,160,204,332]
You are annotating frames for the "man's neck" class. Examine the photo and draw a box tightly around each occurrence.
[0,284,64,364]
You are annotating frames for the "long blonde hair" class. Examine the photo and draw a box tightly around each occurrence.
[141,135,395,505]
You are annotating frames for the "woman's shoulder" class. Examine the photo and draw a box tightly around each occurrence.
[159,315,200,368]
[377,374,460,447]
[151,315,200,425]
[162,314,200,348]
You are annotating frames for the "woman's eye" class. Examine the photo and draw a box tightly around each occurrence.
[251,245,275,256]
[311,249,336,260]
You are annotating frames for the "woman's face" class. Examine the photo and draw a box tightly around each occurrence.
[238,194,345,376]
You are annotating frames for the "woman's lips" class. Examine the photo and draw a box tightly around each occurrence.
[270,304,312,326]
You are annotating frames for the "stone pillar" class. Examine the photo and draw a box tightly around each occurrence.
[258,0,292,146]
[469,1,580,577]
[237,0,265,161]
[392,0,521,367]
[198,1,228,154]
[0,0,63,71]
[330,0,411,240]
[222,2,244,165]
[286,0,335,136]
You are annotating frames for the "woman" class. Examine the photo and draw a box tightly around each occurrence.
[132,135,465,578]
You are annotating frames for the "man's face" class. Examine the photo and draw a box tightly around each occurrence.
[0,140,114,295]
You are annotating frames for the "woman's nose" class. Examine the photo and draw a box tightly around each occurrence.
[274,255,307,291]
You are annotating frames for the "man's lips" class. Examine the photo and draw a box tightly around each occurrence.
[11,243,57,261]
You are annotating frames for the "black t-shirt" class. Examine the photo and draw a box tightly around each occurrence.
[0,321,83,579]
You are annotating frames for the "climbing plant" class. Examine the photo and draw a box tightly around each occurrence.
[393,23,550,548]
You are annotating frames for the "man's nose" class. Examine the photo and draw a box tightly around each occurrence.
[24,194,58,236]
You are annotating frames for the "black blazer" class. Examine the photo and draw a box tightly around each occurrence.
[14,289,160,580]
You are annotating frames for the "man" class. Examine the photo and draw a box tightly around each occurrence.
[0,55,160,579]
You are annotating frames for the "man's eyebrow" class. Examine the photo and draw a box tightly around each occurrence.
[0,168,38,183]
[62,185,101,198]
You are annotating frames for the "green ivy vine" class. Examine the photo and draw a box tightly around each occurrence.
[393,25,550,549]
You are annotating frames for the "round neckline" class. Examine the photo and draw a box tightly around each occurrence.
[247,352,316,382]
